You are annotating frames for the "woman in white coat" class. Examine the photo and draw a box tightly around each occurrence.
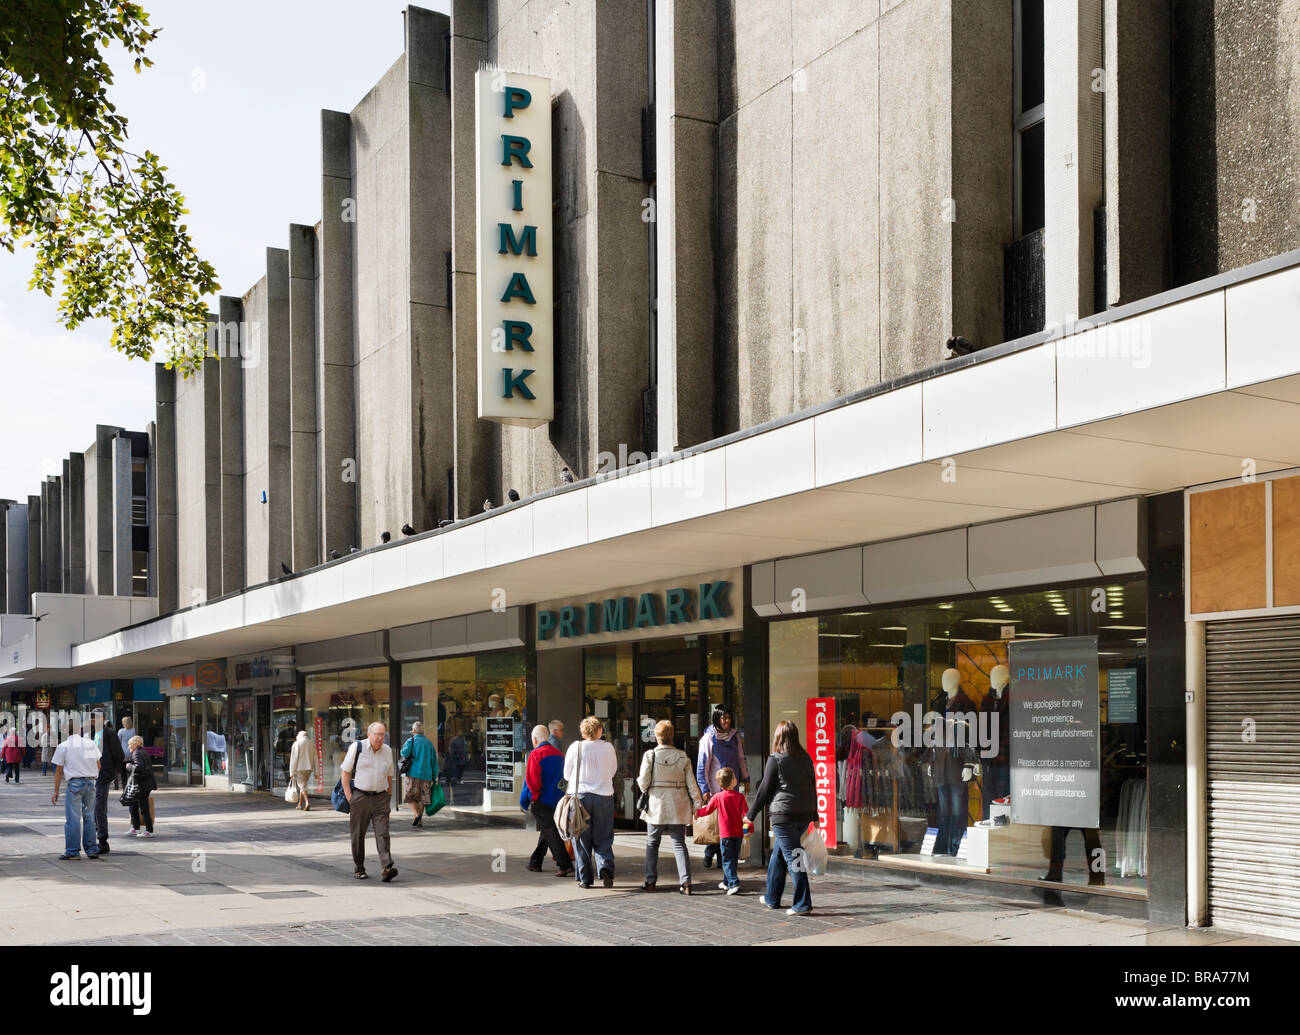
[288,730,315,811]
[637,720,703,894]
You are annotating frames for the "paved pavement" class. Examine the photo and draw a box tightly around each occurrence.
[0,770,1287,947]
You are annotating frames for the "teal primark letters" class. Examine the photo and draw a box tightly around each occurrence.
[537,581,731,640]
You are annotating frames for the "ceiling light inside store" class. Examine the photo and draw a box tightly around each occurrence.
[1100,625,1145,630]
[964,617,1020,624]
[880,626,908,632]
[869,643,904,649]
[1015,632,1061,638]
[936,603,954,610]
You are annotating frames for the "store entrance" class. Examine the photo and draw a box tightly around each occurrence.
[627,649,704,831]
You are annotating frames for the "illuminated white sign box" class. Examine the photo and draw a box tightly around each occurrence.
[475,69,553,428]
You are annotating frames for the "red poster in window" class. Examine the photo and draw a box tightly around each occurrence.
[806,697,836,847]
[314,716,324,793]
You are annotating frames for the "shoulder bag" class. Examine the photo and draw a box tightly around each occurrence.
[554,743,590,838]
[635,746,655,814]
[331,741,364,814]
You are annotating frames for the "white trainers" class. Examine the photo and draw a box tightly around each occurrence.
[786,907,811,917]
[726,885,741,896]
[142,831,153,838]
[717,882,728,890]
[126,829,138,837]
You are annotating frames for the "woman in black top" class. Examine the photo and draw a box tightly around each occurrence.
[124,736,158,837]
[746,720,817,915]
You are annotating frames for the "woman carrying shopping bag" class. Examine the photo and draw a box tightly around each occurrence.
[746,720,817,916]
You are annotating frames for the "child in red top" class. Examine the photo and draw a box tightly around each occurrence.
[696,767,749,893]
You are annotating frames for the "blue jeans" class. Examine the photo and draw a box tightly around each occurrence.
[766,821,812,913]
[573,793,615,885]
[937,782,968,855]
[63,778,99,857]
[719,835,742,887]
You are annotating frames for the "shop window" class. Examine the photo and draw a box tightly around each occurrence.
[400,652,527,809]
[304,666,390,796]
[767,580,1148,894]
[167,696,187,776]
[203,693,229,779]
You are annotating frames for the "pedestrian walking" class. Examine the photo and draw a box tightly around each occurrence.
[696,707,748,869]
[91,712,125,854]
[123,735,158,838]
[563,716,618,889]
[340,722,397,882]
[399,721,436,826]
[747,720,818,917]
[695,766,749,894]
[40,726,54,775]
[521,724,570,876]
[637,720,702,894]
[117,715,136,755]
[547,719,565,751]
[288,729,314,811]
[50,725,102,860]
[2,726,23,783]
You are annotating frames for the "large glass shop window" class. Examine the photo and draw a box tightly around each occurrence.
[768,581,1148,894]
[400,652,527,808]
[584,645,637,820]
[304,666,390,794]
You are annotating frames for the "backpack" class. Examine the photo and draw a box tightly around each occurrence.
[332,742,364,813]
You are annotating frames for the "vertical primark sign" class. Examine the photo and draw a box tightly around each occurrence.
[475,68,554,427]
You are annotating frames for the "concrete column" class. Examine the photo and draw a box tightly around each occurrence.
[264,248,293,582]
[287,224,320,571]
[318,109,359,556]
[536,646,585,757]
[41,478,62,593]
[655,0,718,454]
[1103,0,1171,306]
[111,434,133,596]
[146,420,157,599]
[218,295,246,594]
[201,349,223,601]
[3,502,28,614]
[61,460,72,592]
[64,453,85,594]
[92,425,119,593]
[26,495,40,606]
[1186,618,1207,927]
[1043,0,1104,325]
[154,364,178,614]
[449,0,491,519]
[406,5,454,536]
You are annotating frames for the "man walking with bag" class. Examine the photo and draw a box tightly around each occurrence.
[340,722,397,882]
[50,717,102,860]
[521,725,571,876]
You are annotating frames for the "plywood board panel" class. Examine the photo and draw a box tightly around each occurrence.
[1189,482,1267,614]
[1272,476,1300,606]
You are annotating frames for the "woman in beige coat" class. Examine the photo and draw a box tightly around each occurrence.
[288,730,315,811]
[637,720,703,894]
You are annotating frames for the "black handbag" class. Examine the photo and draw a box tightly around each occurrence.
[119,773,140,806]
[635,747,655,813]
[398,752,413,776]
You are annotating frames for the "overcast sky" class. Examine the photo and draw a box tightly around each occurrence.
[0,0,450,499]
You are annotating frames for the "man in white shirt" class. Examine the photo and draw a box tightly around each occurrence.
[51,723,103,861]
[340,722,397,882]
[563,716,619,888]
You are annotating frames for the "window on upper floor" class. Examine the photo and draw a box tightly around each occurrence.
[1014,0,1045,237]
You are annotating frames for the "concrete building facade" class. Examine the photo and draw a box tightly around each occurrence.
[4,1,1300,943]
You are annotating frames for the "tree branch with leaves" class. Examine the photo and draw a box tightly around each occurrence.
[0,0,218,375]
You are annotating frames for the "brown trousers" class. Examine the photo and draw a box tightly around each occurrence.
[350,789,394,873]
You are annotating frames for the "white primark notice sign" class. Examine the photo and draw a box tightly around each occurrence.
[475,69,553,427]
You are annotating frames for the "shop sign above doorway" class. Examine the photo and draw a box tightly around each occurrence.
[535,569,742,650]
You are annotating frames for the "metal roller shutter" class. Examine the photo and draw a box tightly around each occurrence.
[1205,617,1300,941]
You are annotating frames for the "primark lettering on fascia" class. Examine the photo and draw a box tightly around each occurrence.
[537,581,731,640]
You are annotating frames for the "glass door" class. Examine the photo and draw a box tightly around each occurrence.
[231,694,256,790]
[188,695,204,784]
[256,694,272,791]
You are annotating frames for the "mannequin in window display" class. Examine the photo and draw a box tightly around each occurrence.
[924,675,980,856]
[932,667,977,716]
[980,664,1011,819]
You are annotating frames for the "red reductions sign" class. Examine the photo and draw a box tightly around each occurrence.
[314,717,324,793]
[807,698,836,846]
